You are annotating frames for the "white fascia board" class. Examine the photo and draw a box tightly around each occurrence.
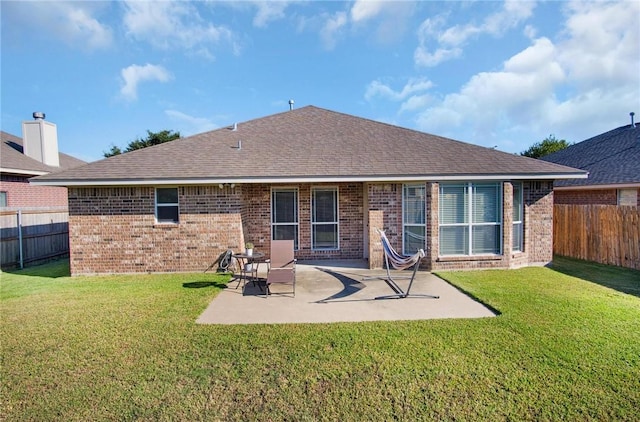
[29,172,588,187]
[1,167,49,176]
[555,182,640,191]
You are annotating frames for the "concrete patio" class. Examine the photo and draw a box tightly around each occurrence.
[197,260,496,325]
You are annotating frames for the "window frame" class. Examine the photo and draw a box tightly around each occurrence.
[0,191,7,207]
[155,187,179,224]
[439,182,503,256]
[512,182,524,252]
[271,187,299,250]
[311,187,339,251]
[402,183,426,255]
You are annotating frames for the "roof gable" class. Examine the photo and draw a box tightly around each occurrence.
[31,106,585,186]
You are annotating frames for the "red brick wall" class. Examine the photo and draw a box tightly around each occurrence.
[554,189,617,205]
[68,186,244,275]
[0,176,68,207]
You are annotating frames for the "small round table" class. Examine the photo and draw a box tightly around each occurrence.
[232,252,265,290]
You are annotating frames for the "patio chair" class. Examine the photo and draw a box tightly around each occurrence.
[366,229,439,300]
[265,240,296,297]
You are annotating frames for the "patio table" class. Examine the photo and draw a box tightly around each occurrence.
[232,252,265,291]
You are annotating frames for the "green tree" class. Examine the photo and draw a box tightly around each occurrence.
[520,135,572,159]
[103,129,181,157]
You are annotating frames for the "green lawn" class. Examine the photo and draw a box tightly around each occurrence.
[2,257,639,421]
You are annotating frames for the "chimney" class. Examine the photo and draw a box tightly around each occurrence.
[22,112,59,167]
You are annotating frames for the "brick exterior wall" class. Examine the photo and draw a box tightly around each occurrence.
[554,189,617,205]
[67,180,555,275]
[554,188,640,207]
[0,175,68,208]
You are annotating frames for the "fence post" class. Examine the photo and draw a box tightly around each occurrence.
[17,209,24,269]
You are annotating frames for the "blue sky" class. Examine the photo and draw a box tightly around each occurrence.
[2,1,639,163]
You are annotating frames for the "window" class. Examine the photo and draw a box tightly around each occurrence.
[312,188,338,250]
[272,188,299,249]
[618,188,638,206]
[155,188,179,223]
[439,183,502,255]
[403,184,426,254]
[0,191,7,207]
[512,182,523,252]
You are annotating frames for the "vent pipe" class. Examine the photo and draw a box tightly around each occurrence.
[631,112,636,128]
[288,99,295,111]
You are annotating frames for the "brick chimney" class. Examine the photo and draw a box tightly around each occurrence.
[22,112,59,167]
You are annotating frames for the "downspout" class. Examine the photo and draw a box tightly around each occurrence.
[18,209,24,269]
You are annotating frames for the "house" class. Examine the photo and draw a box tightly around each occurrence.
[1,114,86,208]
[541,117,640,207]
[30,106,586,275]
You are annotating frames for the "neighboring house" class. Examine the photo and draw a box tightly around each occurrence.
[1,115,86,208]
[541,120,640,207]
[31,106,586,275]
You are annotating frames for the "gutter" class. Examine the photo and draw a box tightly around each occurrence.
[29,172,589,187]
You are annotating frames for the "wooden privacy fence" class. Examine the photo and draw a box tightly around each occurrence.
[0,209,69,269]
[554,205,640,270]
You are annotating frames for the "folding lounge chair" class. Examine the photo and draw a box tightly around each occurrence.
[368,229,439,300]
[266,240,296,297]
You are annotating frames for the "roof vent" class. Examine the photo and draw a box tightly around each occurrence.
[33,111,46,120]
[631,112,636,128]
[288,99,295,111]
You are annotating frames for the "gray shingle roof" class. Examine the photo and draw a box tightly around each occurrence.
[31,106,585,186]
[542,124,640,187]
[1,131,87,175]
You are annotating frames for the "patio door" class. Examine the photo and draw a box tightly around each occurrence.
[271,188,299,249]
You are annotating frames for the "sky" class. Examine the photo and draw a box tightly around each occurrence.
[1,0,639,163]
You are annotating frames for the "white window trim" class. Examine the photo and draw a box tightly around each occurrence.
[271,187,300,249]
[155,187,179,224]
[439,182,503,256]
[311,186,339,251]
[512,182,524,252]
[402,183,426,255]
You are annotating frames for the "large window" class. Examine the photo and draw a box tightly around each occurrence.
[312,187,338,250]
[512,182,523,252]
[403,184,426,254]
[439,183,502,255]
[271,188,299,249]
[155,187,179,223]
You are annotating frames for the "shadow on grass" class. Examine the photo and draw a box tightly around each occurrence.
[434,273,502,316]
[550,255,640,298]
[2,258,70,278]
[183,281,228,289]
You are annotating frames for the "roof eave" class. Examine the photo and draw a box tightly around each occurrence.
[29,172,589,187]
[1,167,49,176]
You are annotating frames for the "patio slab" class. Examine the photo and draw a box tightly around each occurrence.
[196,260,496,325]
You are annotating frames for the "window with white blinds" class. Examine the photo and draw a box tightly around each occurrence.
[403,184,426,254]
[439,183,502,255]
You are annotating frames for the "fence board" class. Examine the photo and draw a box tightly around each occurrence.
[554,205,640,270]
[0,209,69,269]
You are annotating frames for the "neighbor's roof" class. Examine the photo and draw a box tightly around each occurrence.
[542,123,640,189]
[31,106,586,186]
[1,131,87,176]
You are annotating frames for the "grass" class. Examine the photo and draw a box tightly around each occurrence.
[1,257,639,421]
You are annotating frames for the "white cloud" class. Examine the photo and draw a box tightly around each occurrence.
[165,110,218,135]
[122,1,236,58]
[252,1,291,28]
[414,1,536,67]
[320,11,348,50]
[413,1,639,150]
[365,78,433,101]
[120,64,172,102]
[350,0,385,23]
[3,1,112,50]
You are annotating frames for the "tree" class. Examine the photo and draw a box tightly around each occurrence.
[103,129,181,157]
[520,135,572,159]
